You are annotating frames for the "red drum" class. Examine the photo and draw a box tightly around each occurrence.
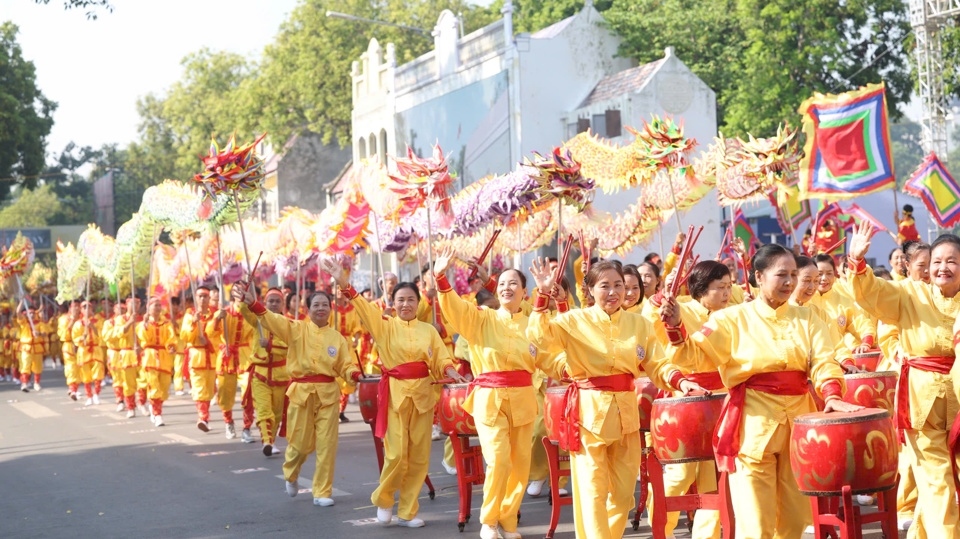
[544,385,566,443]
[852,350,882,372]
[439,383,477,436]
[358,376,379,425]
[650,394,725,464]
[790,408,897,496]
[843,371,897,415]
[544,377,564,389]
[634,377,658,432]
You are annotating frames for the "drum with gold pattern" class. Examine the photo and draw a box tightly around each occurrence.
[650,394,725,463]
[358,376,379,425]
[789,408,897,495]
[843,371,896,415]
[439,383,477,436]
[851,350,882,372]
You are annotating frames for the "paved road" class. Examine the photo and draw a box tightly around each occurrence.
[0,367,898,538]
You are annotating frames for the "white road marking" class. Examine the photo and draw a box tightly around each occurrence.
[162,433,202,446]
[9,401,60,418]
[232,467,269,474]
[343,518,382,526]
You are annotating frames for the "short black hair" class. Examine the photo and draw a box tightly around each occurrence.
[686,261,731,301]
[391,282,421,303]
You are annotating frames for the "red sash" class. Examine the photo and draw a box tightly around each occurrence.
[685,371,724,391]
[375,362,431,439]
[899,356,954,440]
[470,370,532,392]
[277,373,338,437]
[713,370,809,473]
[559,373,634,452]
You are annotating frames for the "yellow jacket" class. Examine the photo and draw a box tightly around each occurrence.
[241,304,359,408]
[137,318,176,373]
[526,305,678,437]
[240,308,290,385]
[676,299,845,461]
[108,314,140,369]
[809,286,875,347]
[57,314,76,357]
[205,305,254,375]
[70,318,102,365]
[180,309,215,370]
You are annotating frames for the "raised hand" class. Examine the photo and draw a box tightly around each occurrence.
[659,294,681,327]
[471,261,490,284]
[529,257,556,295]
[320,258,348,288]
[848,220,873,261]
[433,246,456,276]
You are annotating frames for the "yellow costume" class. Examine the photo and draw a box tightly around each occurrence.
[527,303,679,539]
[16,313,44,388]
[851,263,960,538]
[676,299,848,539]
[71,316,104,399]
[241,301,360,500]
[349,286,454,522]
[57,313,79,394]
[181,308,216,426]
[137,317,176,417]
[109,314,140,411]
[206,305,254,428]
[240,307,290,449]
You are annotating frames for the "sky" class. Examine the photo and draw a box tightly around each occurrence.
[2,0,300,157]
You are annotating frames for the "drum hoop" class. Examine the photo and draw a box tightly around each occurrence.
[798,482,896,497]
[546,386,568,394]
[793,409,890,425]
[656,455,715,464]
[843,371,897,380]
[359,376,381,383]
[852,351,882,358]
[442,383,471,389]
[653,393,726,404]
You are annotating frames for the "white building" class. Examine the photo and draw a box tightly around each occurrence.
[351,1,721,270]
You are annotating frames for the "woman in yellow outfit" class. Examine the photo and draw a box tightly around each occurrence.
[789,257,859,373]
[650,261,733,539]
[622,264,644,313]
[240,288,291,457]
[16,303,44,392]
[234,283,361,507]
[433,248,564,539]
[109,300,142,418]
[137,297,177,426]
[71,301,105,405]
[669,243,860,539]
[323,258,463,528]
[58,302,80,398]
[809,254,875,354]
[848,222,960,538]
[527,259,704,539]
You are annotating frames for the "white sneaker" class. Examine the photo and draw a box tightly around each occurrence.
[126,409,135,419]
[92,394,100,405]
[898,518,913,531]
[272,445,282,455]
[241,428,255,443]
[376,507,393,525]
[442,459,457,476]
[313,497,335,507]
[20,383,29,392]
[855,494,875,506]
[175,390,185,396]
[804,526,815,534]
[500,527,523,539]
[285,480,298,497]
[431,424,443,441]
[154,415,164,427]
[33,383,40,391]
[397,517,424,528]
[84,398,93,406]
[197,420,209,432]
[480,524,498,539]
[116,402,126,412]
[526,479,545,497]
[557,487,569,497]
[263,444,274,457]
[225,423,237,439]
[137,404,148,416]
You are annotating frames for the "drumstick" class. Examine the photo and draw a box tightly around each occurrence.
[554,234,575,283]
[354,351,365,379]
[577,229,591,273]
[670,225,695,296]
[431,378,457,385]
[467,229,501,279]
[822,237,846,256]
[677,255,701,291]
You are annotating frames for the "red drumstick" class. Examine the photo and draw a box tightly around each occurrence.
[821,237,846,256]
[578,230,592,273]
[467,229,501,279]
[431,378,456,385]
[670,225,696,296]
[677,255,701,291]
[554,234,575,284]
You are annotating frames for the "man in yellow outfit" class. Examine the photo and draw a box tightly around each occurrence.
[16,303,44,392]
[206,289,254,440]
[182,287,216,431]
[71,301,105,405]
[170,296,189,396]
[138,296,177,426]
[109,299,141,418]
[58,301,80,399]
[240,288,289,456]
[101,304,124,412]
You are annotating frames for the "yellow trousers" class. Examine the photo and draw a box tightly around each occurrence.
[217,373,238,416]
[282,390,339,498]
[474,399,533,533]
[64,353,79,385]
[146,370,171,402]
[136,366,148,391]
[730,421,811,539]
[904,393,960,539]
[569,409,641,539]
[79,361,104,384]
[252,379,286,446]
[372,396,432,520]
[897,444,917,519]
[173,353,185,392]
[648,461,722,539]
[190,369,216,402]
[119,366,138,398]
[19,353,42,375]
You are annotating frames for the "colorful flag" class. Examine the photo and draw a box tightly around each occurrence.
[838,203,887,235]
[797,83,895,201]
[732,208,758,257]
[813,201,843,230]
[903,152,960,228]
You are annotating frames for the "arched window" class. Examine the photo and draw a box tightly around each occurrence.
[358,138,367,159]
[379,129,388,164]
[369,134,378,162]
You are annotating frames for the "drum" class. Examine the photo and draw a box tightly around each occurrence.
[439,383,477,436]
[843,371,897,415]
[544,385,567,443]
[789,408,897,496]
[852,350,883,372]
[634,377,658,432]
[358,376,380,425]
[650,394,725,464]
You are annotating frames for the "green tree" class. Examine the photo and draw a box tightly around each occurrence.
[889,122,924,188]
[507,0,612,33]
[0,22,56,199]
[0,184,61,228]
[43,142,98,225]
[247,0,498,148]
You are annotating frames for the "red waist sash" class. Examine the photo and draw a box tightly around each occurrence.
[559,373,635,452]
[685,371,724,391]
[713,370,809,473]
[291,374,336,384]
[471,370,532,390]
[376,362,431,439]
[900,356,954,435]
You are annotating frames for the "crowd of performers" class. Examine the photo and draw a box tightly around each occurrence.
[9,204,960,539]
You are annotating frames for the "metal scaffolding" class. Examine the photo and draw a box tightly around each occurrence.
[911,0,960,159]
